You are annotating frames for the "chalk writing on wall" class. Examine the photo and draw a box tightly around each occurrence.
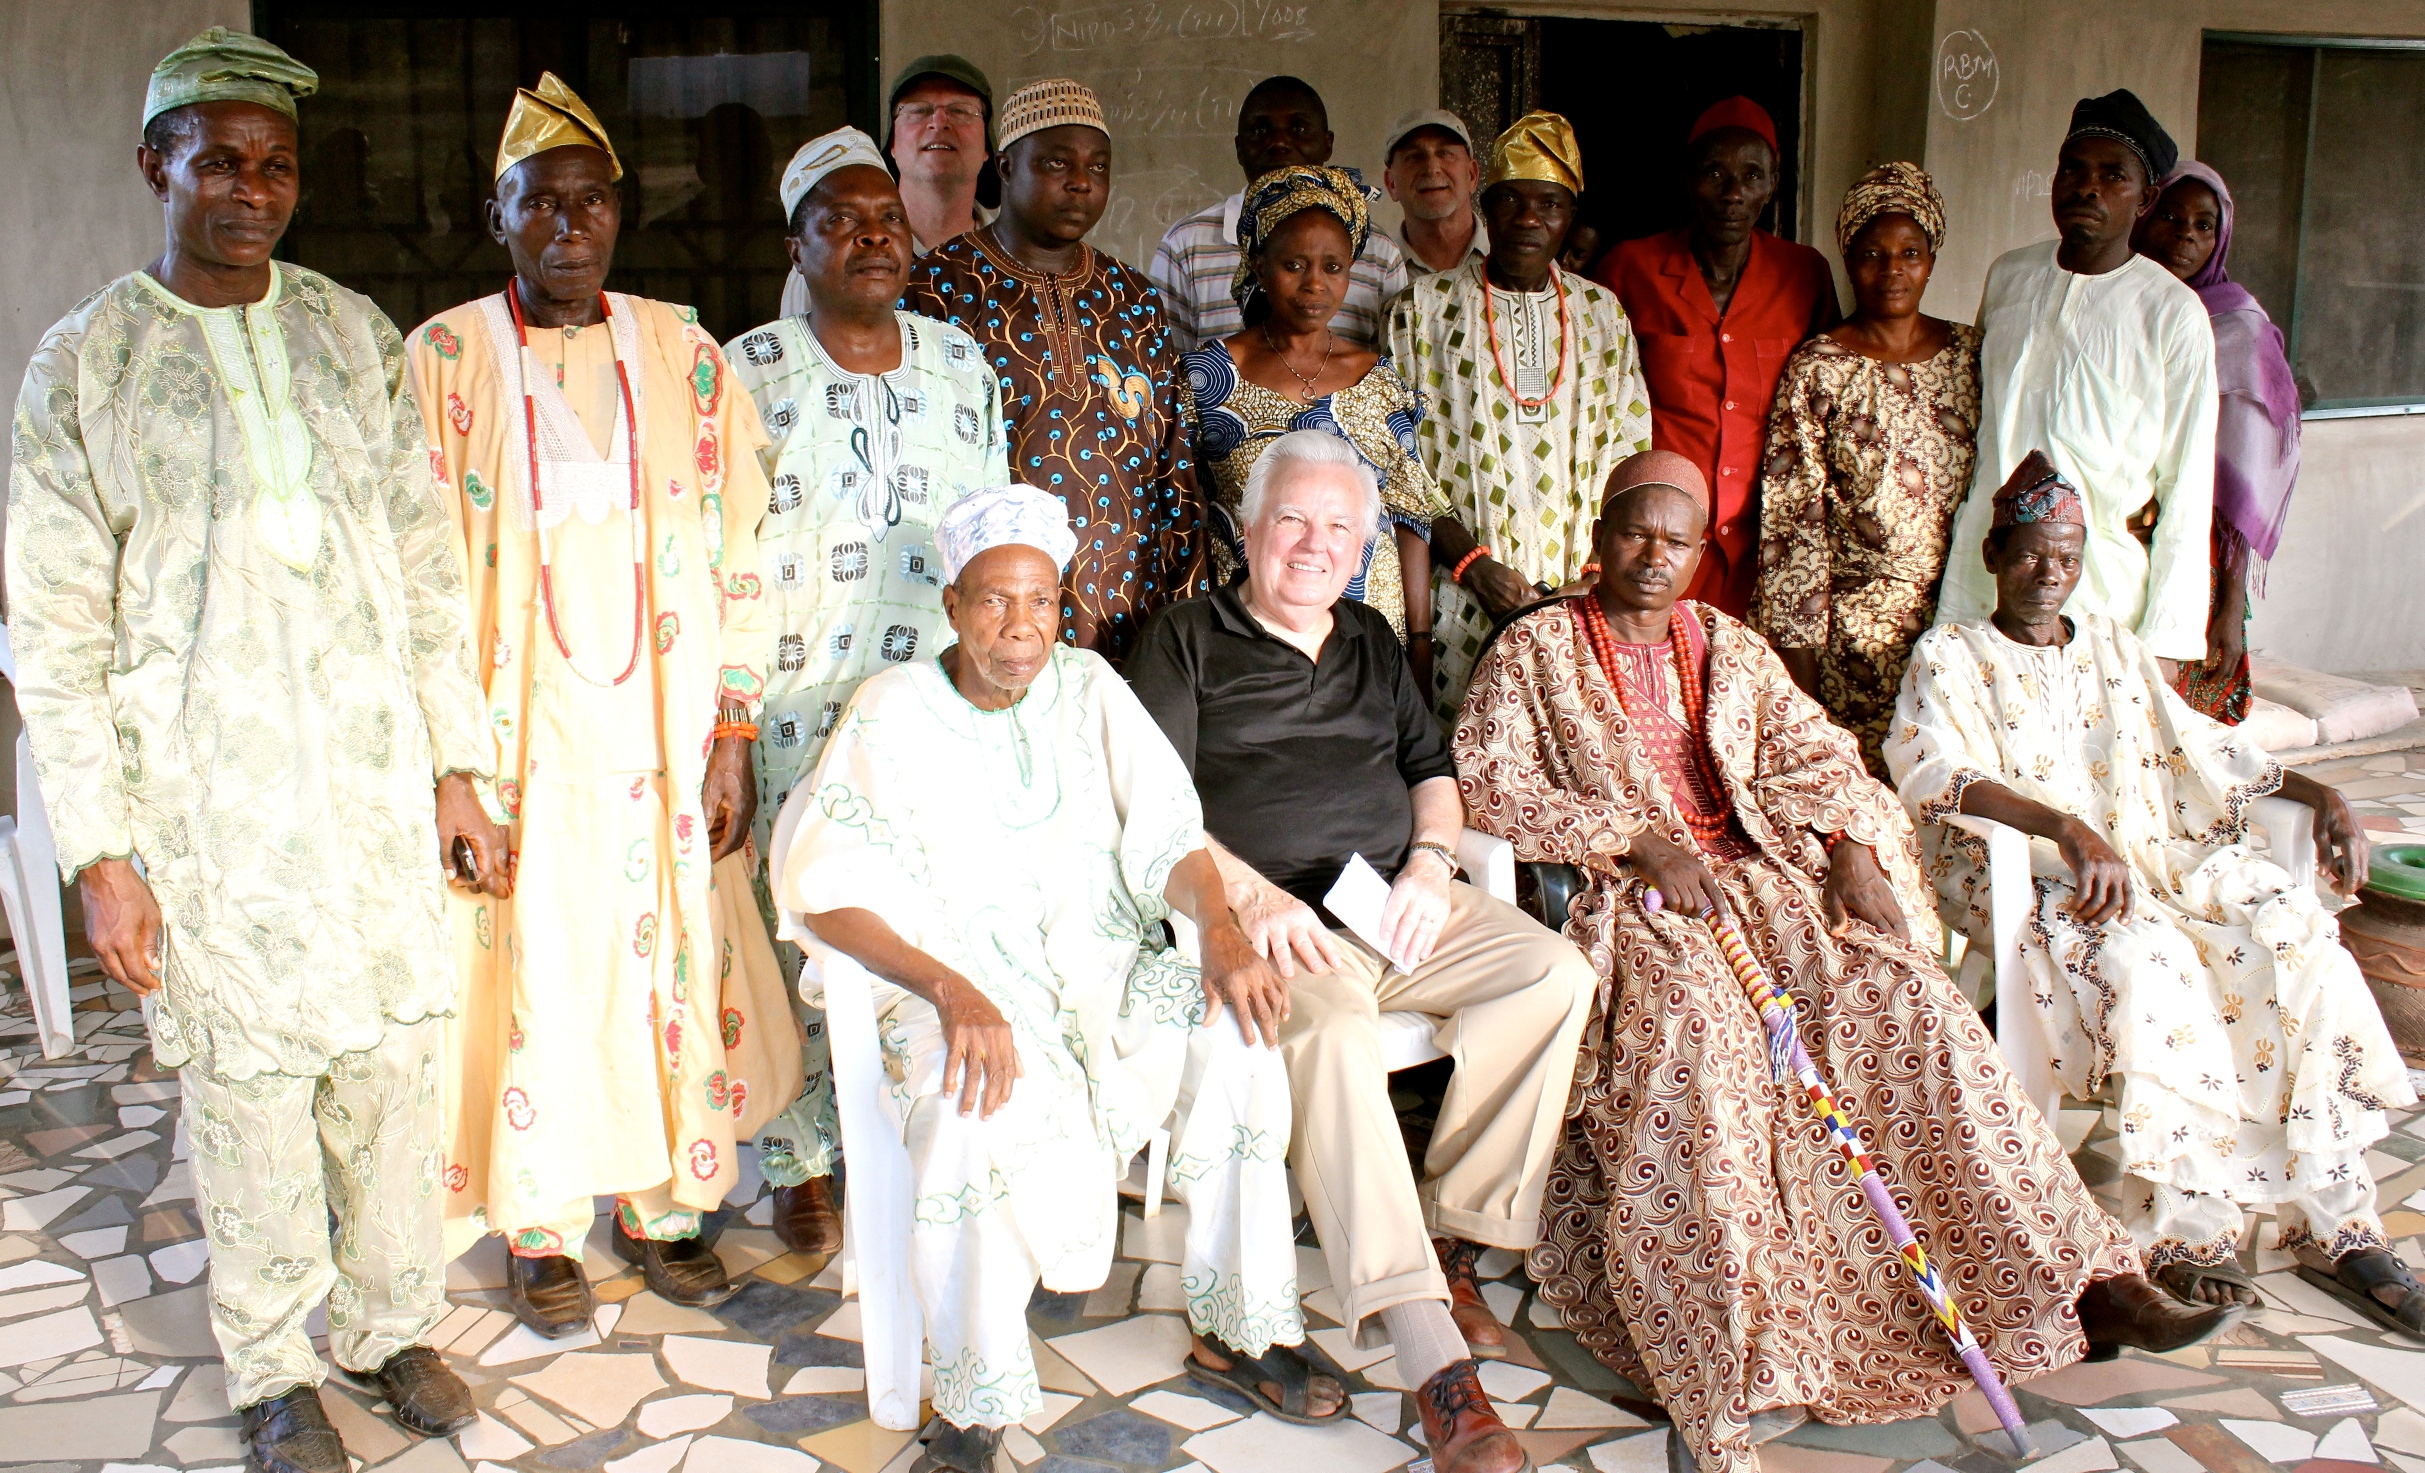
[1935,29,1998,122]
[1012,1,1318,55]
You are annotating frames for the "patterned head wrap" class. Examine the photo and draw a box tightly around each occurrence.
[1230,164,1373,311]
[2065,89,2177,187]
[780,126,891,222]
[144,28,317,127]
[1835,161,1945,257]
[1687,95,1778,153]
[1603,449,1710,519]
[996,78,1108,153]
[495,72,621,182]
[1990,451,2087,529]
[1484,111,1584,196]
[937,485,1079,585]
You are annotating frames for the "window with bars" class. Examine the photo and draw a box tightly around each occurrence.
[2200,34,2425,415]
[258,4,877,346]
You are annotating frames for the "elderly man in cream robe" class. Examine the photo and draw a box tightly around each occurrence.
[777,485,1343,1473]
[1887,453,2417,1329]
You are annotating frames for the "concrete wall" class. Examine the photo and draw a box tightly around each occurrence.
[0,1,247,423]
[1916,0,2425,671]
[876,0,1436,271]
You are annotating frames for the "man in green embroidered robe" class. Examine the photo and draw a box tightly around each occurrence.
[5,29,500,1473]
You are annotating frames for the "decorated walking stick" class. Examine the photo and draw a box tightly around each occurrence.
[1642,885,2038,1460]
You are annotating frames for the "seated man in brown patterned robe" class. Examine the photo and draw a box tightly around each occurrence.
[1452,449,2236,1473]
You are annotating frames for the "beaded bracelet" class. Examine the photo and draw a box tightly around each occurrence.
[1451,545,1492,582]
[712,720,760,743]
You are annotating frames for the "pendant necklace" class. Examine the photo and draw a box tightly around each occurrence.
[507,281,646,686]
[1263,323,1335,403]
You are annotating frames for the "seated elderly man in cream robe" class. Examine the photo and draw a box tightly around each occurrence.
[777,485,1344,1473]
[1887,452,2418,1329]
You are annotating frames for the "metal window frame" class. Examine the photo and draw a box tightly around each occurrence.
[2208,30,2425,419]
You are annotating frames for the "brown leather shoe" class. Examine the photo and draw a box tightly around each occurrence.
[2077,1272,2244,1361]
[507,1251,597,1338]
[772,1175,844,1258]
[1416,1358,1533,1473]
[1434,1236,1509,1361]
[612,1218,741,1307]
[240,1385,349,1473]
[352,1345,475,1436]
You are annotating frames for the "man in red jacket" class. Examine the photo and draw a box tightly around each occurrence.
[1599,96,1836,616]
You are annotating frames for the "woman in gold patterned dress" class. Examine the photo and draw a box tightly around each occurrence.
[1182,165,1455,687]
[1753,163,1979,777]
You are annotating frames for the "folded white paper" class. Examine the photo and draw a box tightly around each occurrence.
[1323,853,1418,972]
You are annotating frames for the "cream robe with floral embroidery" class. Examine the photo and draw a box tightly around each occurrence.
[779,645,1301,1428]
[1886,614,2414,1205]
[410,293,798,1254]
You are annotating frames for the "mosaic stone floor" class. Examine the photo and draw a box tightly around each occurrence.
[5,744,2425,1473]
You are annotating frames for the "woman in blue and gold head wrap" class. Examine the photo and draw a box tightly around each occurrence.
[1182,164,1456,681]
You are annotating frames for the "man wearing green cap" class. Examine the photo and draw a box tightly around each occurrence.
[7,27,495,1473]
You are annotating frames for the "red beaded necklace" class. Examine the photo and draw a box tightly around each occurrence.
[1576,595,1732,852]
[507,282,644,687]
[1479,266,1571,411]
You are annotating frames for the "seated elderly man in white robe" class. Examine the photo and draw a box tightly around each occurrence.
[1887,452,2418,1330]
[776,485,1346,1472]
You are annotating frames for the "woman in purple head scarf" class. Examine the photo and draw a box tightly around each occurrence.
[2134,160,2304,725]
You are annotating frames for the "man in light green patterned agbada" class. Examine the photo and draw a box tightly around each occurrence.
[777,487,1339,1470]
[5,29,499,1473]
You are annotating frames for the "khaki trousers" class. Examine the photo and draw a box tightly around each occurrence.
[1279,880,1595,1342]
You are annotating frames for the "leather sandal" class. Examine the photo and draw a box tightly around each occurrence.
[508,1251,597,1338]
[1434,1236,1510,1361]
[2077,1272,2242,1361]
[1185,1334,1346,1424]
[2303,1247,2425,1336]
[240,1385,349,1473]
[1417,1358,1533,1473]
[2153,1258,2261,1308]
[612,1217,741,1308]
[914,1417,1003,1473]
[772,1175,844,1258]
[343,1345,475,1436]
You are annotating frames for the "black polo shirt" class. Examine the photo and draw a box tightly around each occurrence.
[1126,587,1457,909]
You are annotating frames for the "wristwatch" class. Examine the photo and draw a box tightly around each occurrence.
[1407,840,1459,878]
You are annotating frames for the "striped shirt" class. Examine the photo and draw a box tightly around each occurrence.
[1148,190,1410,355]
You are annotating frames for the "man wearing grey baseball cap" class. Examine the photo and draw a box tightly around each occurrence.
[1381,107,1489,279]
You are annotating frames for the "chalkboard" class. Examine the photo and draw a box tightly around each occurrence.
[881,1,1436,270]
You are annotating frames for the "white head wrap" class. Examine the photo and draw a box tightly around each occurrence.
[937,485,1078,585]
[780,126,890,221]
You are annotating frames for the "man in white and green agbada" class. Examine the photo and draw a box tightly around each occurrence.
[777,485,1345,1472]
[5,29,500,1473]
[726,127,1010,1258]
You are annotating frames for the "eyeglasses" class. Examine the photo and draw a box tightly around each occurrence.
[896,102,985,127]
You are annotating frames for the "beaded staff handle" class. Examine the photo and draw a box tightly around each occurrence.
[1642,885,2038,1460]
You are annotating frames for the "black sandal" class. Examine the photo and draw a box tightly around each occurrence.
[2301,1248,2425,1336]
[1186,1334,1346,1425]
[914,1418,1003,1473]
[2155,1259,2261,1308]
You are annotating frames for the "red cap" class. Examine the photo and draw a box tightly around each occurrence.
[1687,95,1777,152]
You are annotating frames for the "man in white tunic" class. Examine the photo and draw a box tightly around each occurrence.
[1387,112,1653,722]
[1888,454,2419,1329]
[1934,90,2218,672]
[7,30,498,1471]
[779,486,1342,1471]
[726,127,1010,1259]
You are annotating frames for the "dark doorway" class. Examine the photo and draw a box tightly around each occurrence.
[1441,12,1805,273]
[255,2,879,345]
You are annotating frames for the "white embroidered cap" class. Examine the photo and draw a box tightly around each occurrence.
[936,484,1078,585]
[780,126,890,221]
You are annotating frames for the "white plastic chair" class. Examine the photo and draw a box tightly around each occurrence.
[768,800,1518,1433]
[1947,794,2314,1126]
[0,624,72,1060]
